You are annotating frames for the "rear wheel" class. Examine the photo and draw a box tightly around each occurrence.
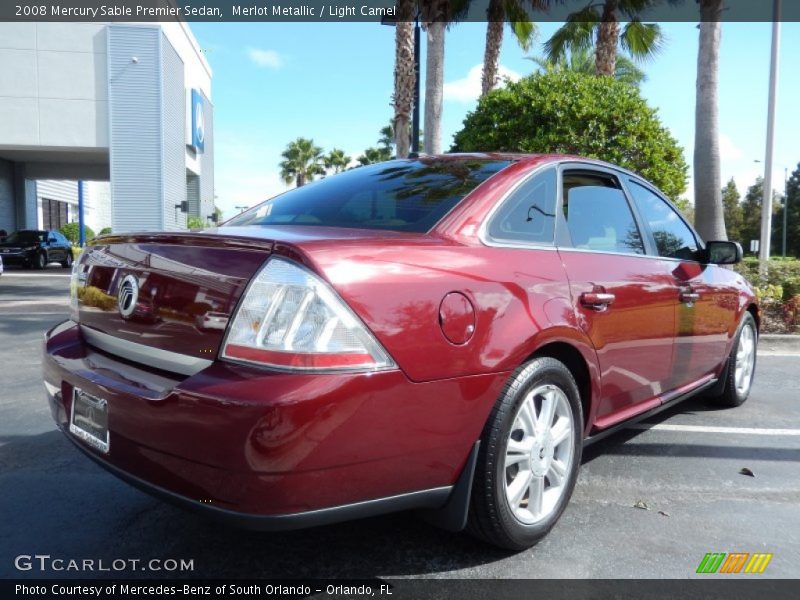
[707,312,757,408]
[467,357,583,550]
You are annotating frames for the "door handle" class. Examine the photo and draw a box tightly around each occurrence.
[679,289,700,304]
[580,292,616,311]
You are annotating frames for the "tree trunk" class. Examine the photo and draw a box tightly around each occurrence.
[481,1,505,97]
[595,1,620,77]
[424,20,445,155]
[694,0,726,242]
[393,0,415,158]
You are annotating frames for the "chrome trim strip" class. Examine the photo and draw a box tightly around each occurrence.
[80,326,213,376]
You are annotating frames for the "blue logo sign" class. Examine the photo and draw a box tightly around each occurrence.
[191,89,205,153]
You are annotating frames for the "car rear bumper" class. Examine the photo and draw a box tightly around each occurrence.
[43,320,504,527]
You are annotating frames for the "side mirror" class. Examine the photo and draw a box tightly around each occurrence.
[705,240,742,265]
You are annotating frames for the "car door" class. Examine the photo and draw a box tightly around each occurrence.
[556,164,676,429]
[625,178,737,388]
[45,231,61,262]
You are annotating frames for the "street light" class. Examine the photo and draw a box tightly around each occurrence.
[381,7,421,155]
[235,205,249,213]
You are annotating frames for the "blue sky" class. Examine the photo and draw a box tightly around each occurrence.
[190,21,800,219]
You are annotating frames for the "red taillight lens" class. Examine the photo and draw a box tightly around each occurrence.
[221,258,395,372]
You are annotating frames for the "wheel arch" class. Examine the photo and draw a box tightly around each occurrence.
[528,340,595,434]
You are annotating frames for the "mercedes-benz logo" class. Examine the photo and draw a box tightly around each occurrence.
[117,274,139,318]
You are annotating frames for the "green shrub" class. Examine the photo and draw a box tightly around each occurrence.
[59,222,95,244]
[98,227,112,236]
[451,71,688,203]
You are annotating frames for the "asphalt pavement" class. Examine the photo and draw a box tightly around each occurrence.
[1,269,798,580]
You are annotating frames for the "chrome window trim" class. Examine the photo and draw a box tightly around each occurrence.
[478,158,704,262]
[80,326,213,376]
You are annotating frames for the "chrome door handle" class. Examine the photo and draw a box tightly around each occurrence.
[680,290,700,303]
[580,292,616,310]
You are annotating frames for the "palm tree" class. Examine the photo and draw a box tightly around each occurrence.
[378,124,395,154]
[279,138,325,187]
[545,0,662,78]
[421,0,469,155]
[481,0,548,98]
[358,147,392,166]
[324,148,351,174]
[392,0,416,158]
[693,0,726,241]
[529,46,646,86]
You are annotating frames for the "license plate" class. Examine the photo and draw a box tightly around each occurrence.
[70,388,109,453]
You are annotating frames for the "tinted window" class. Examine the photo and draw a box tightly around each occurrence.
[562,172,644,255]
[627,180,699,260]
[227,158,511,233]
[54,232,69,244]
[4,230,45,244]
[487,167,556,244]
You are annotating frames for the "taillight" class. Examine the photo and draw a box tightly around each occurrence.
[221,257,395,372]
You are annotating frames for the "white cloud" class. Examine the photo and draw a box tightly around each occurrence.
[247,48,283,69]
[444,64,521,104]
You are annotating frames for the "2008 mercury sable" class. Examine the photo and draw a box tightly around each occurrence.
[43,154,758,550]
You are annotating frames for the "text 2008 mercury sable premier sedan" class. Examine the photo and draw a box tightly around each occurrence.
[43,154,758,550]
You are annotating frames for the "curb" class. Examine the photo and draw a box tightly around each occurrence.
[759,334,800,355]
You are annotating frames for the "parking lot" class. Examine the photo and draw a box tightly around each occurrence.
[1,269,798,579]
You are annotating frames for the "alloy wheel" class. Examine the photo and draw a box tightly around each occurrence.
[735,322,756,396]
[504,384,575,525]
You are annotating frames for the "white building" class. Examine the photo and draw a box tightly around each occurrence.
[0,22,214,236]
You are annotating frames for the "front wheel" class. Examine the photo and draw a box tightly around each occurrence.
[707,312,758,408]
[61,252,73,269]
[467,357,583,550]
[33,251,47,270]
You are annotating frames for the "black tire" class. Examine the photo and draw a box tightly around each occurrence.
[33,251,47,270]
[61,252,73,269]
[706,312,758,408]
[467,356,583,551]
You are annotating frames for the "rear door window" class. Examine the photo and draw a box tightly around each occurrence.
[561,171,645,255]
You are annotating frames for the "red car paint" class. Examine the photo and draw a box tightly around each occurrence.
[43,154,757,524]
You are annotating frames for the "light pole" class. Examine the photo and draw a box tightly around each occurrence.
[758,0,781,273]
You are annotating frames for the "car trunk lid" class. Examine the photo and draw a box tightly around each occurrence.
[75,233,272,374]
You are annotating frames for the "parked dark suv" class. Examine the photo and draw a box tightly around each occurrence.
[0,229,73,269]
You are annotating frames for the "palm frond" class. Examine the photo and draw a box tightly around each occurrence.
[543,9,597,62]
[620,20,663,62]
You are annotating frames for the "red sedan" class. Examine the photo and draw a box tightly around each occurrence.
[43,154,758,550]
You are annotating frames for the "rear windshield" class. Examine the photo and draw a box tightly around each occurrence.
[226,158,511,233]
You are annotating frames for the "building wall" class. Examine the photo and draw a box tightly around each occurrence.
[0,159,13,233]
[161,32,187,231]
[0,23,109,149]
[108,25,163,233]
[198,89,215,222]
